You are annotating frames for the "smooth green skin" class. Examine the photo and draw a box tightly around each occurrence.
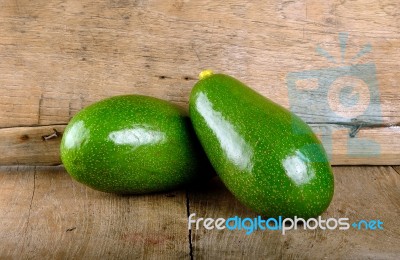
[189,73,334,218]
[61,95,210,194]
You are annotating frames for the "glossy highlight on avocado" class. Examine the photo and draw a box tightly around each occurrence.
[61,95,210,194]
[189,70,334,219]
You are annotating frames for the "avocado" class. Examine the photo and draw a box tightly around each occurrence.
[189,70,334,218]
[61,95,210,194]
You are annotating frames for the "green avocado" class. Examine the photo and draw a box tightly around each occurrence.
[189,70,334,218]
[61,95,210,194]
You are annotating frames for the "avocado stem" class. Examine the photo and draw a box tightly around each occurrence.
[199,69,214,80]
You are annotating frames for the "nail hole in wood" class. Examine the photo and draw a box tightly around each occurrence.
[20,134,29,141]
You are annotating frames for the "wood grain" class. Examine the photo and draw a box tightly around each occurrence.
[188,166,400,259]
[1,166,399,258]
[0,166,189,259]
[0,125,65,166]
[0,166,34,256]
[0,0,399,163]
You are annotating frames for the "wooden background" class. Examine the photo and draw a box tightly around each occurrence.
[0,1,400,259]
[0,0,399,165]
[0,165,399,259]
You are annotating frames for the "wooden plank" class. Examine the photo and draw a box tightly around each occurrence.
[1,124,399,166]
[0,2,398,121]
[0,125,65,166]
[0,0,399,163]
[0,0,399,126]
[0,166,34,256]
[0,166,189,259]
[311,124,400,165]
[1,165,399,258]
[188,166,400,259]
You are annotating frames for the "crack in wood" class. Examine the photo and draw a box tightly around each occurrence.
[392,167,400,176]
[308,121,400,128]
[309,121,400,138]
[24,166,36,246]
[66,227,77,232]
[185,190,193,260]
[38,94,43,125]
[0,124,67,130]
